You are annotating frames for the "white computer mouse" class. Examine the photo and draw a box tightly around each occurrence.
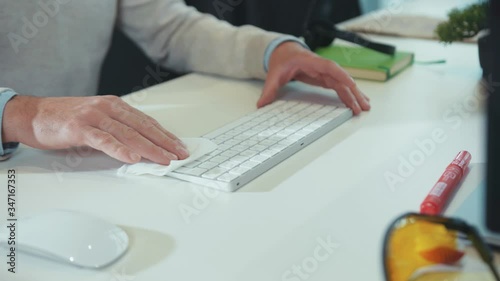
[0,210,129,269]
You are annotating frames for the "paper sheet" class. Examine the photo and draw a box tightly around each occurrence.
[117,138,217,177]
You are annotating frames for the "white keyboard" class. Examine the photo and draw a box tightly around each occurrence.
[168,100,352,192]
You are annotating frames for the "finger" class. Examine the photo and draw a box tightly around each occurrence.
[119,102,187,148]
[322,60,357,89]
[81,126,142,164]
[258,65,297,108]
[98,118,178,165]
[108,108,189,160]
[296,73,361,114]
[351,85,371,111]
[103,96,187,149]
[322,77,361,115]
[337,86,362,115]
[322,62,370,111]
[258,70,282,108]
[297,64,369,114]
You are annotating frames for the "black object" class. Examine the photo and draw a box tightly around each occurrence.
[486,0,500,233]
[98,31,182,96]
[184,0,362,36]
[478,33,493,78]
[303,19,396,55]
[302,0,394,55]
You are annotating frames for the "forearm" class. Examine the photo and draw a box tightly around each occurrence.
[118,0,285,79]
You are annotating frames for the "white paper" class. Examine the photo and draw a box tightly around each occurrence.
[117,138,218,177]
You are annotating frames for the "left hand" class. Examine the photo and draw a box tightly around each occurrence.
[259,42,371,115]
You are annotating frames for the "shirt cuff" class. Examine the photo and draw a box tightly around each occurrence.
[0,89,19,161]
[263,36,310,73]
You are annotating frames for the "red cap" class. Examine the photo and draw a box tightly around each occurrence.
[450,151,472,173]
[421,202,439,215]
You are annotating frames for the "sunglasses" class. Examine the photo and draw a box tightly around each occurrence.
[383,213,500,281]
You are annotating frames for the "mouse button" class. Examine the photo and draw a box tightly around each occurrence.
[72,225,129,268]
[16,214,83,260]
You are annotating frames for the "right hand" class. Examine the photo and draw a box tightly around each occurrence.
[2,95,189,165]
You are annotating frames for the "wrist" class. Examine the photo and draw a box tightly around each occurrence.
[269,41,314,71]
[2,95,35,143]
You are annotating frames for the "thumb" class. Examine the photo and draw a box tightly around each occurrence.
[257,69,286,108]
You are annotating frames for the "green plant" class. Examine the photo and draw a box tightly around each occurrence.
[435,2,488,44]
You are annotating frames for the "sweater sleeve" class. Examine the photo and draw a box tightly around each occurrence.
[0,88,19,161]
[118,0,294,80]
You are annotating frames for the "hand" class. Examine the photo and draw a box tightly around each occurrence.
[259,42,371,115]
[2,95,189,165]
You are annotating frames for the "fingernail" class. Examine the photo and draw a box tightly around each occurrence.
[177,146,190,158]
[364,102,371,110]
[130,152,141,162]
[352,103,361,115]
[163,150,178,160]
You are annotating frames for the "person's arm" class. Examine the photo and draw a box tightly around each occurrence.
[0,89,19,161]
[118,0,370,114]
[1,94,189,164]
[118,0,288,80]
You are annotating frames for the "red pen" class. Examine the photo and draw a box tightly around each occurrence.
[420,151,472,215]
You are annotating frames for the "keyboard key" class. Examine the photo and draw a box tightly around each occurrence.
[229,166,252,176]
[231,144,249,152]
[249,135,267,142]
[214,134,231,142]
[198,161,219,170]
[211,155,229,164]
[218,144,232,151]
[175,167,208,176]
[223,139,240,147]
[250,154,269,163]
[240,140,259,146]
[213,138,225,145]
[288,134,304,142]
[279,138,296,147]
[202,167,228,179]
[197,155,213,162]
[219,160,239,170]
[276,129,294,138]
[267,135,285,143]
[250,144,267,152]
[240,150,258,158]
[220,150,239,158]
[240,160,260,169]
[217,173,239,183]
[233,134,250,141]
[270,143,288,152]
[225,130,240,136]
[230,155,250,164]
[260,148,280,158]
[183,161,201,168]
[260,139,276,147]
[208,149,223,156]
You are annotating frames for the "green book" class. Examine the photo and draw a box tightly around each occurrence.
[315,45,414,82]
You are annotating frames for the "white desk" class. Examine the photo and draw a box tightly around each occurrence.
[0,7,489,281]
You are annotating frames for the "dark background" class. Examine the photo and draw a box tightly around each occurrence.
[97,0,362,96]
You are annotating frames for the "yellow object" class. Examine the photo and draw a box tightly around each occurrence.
[386,217,461,281]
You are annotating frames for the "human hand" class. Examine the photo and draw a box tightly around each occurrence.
[2,95,189,165]
[259,42,371,115]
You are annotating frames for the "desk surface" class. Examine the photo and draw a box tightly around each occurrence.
[0,2,492,281]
